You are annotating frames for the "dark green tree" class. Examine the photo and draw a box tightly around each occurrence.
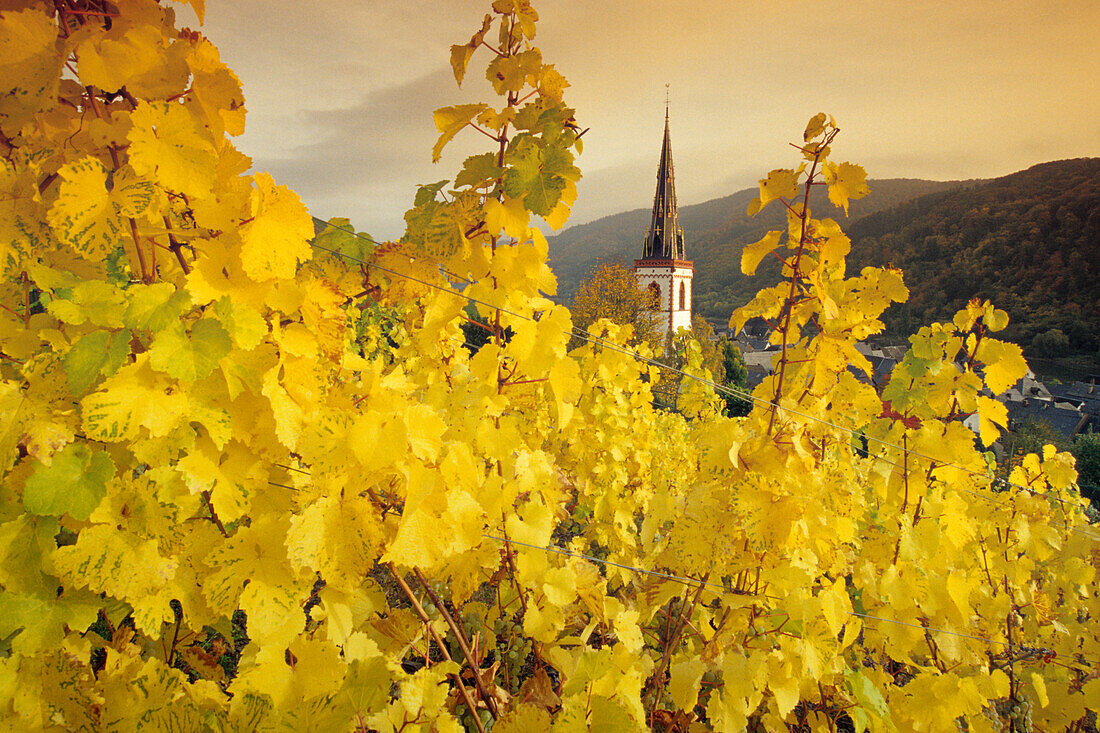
[719,338,752,417]
[1001,418,1070,468]
[1071,430,1100,506]
[1031,328,1071,358]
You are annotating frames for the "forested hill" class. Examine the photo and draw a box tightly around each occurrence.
[847,158,1100,356]
[549,158,1100,357]
[548,178,962,308]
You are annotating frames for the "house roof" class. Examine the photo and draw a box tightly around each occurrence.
[1048,382,1100,414]
[1006,399,1089,440]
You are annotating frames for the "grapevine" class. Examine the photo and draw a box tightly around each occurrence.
[0,1,1097,732]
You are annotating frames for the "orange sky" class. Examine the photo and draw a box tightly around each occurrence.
[200,1,1100,240]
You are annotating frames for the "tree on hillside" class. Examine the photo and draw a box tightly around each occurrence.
[654,315,726,409]
[1072,430,1100,506]
[719,337,752,416]
[1032,327,1071,357]
[1000,418,1070,474]
[571,261,662,347]
[652,316,753,417]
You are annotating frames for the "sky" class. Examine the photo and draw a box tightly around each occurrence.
[196,1,1100,241]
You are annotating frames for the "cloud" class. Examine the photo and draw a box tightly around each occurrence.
[214,0,1099,240]
[246,69,488,239]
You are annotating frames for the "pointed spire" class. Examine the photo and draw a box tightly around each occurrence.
[642,98,685,261]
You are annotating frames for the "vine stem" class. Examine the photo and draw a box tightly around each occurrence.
[164,215,191,274]
[413,567,499,719]
[21,272,30,327]
[766,128,839,435]
[388,565,487,733]
[645,572,710,719]
[200,490,227,536]
[166,603,183,666]
[83,85,154,282]
[498,523,529,614]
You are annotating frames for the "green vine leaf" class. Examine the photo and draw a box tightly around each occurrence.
[23,443,114,520]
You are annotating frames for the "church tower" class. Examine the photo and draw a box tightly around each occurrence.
[634,106,693,335]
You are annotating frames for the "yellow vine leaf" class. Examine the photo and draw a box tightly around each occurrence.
[261,362,305,450]
[768,656,800,717]
[819,578,851,637]
[385,476,486,570]
[186,241,269,310]
[176,0,206,24]
[486,48,542,95]
[234,636,346,708]
[495,703,552,733]
[185,37,245,137]
[1041,445,1078,490]
[77,21,190,99]
[986,307,1010,332]
[97,655,215,730]
[128,101,218,199]
[975,394,1007,447]
[537,63,569,103]
[0,589,101,656]
[544,176,577,230]
[175,437,258,523]
[148,319,232,382]
[0,514,57,592]
[0,8,60,135]
[822,161,870,216]
[431,103,488,163]
[300,277,347,360]
[476,106,516,133]
[124,282,191,331]
[81,360,189,442]
[1030,673,1049,709]
[46,279,127,327]
[757,168,799,210]
[669,657,705,712]
[547,355,581,427]
[484,194,531,240]
[203,516,311,647]
[0,160,47,274]
[804,112,827,141]
[52,524,177,613]
[741,230,783,276]
[975,338,1027,395]
[240,173,314,281]
[286,494,385,588]
[22,443,114,521]
[449,13,493,85]
[813,218,851,273]
[47,158,155,262]
[212,296,267,349]
[64,329,129,396]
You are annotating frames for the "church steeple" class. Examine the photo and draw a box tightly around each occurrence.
[633,95,693,335]
[641,106,685,261]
